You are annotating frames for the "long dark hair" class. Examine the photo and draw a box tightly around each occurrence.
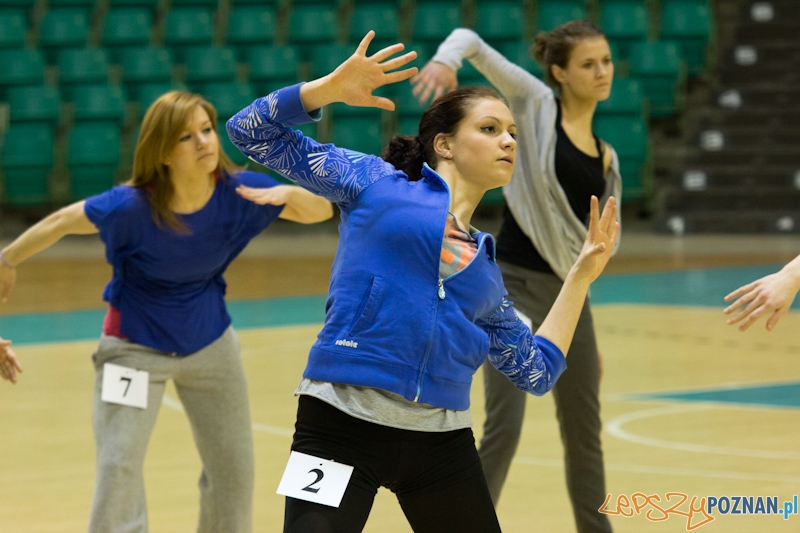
[382,86,504,181]
[533,20,607,88]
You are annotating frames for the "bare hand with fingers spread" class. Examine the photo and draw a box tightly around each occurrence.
[410,61,458,105]
[0,337,23,384]
[723,256,800,331]
[572,196,619,284]
[300,31,418,112]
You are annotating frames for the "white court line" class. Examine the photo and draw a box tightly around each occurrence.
[513,456,800,484]
[161,394,293,437]
[605,403,800,460]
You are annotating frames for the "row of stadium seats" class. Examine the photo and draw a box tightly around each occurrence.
[0,75,650,206]
[0,0,713,74]
[0,1,712,207]
[0,37,687,117]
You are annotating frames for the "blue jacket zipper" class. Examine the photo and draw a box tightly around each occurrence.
[414,278,445,402]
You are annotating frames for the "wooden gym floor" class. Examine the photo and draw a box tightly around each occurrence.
[1,218,799,532]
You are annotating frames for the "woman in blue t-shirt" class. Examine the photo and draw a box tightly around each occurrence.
[0,91,332,533]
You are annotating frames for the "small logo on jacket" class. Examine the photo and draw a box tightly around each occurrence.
[335,339,359,348]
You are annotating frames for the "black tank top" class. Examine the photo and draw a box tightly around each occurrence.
[496,100,606,274]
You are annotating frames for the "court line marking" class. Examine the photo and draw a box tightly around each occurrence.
[605,403,800,460]
[513,456,800,484]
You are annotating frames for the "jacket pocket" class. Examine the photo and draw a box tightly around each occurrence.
[348,276,384,337]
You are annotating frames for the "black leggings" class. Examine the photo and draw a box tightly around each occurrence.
[284,395,502,533]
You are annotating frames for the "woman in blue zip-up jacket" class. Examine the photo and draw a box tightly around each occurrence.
[227,32,618,533]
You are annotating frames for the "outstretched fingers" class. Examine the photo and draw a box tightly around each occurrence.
[599,196,617,234]
[355,31,376,57]
[724,282,755,304]
[379,51,417,73]
[370,42,406,63]
[383,65,419,85]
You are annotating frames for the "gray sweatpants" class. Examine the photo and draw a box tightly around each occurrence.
[479,262,612,533]
[89,327,254,533]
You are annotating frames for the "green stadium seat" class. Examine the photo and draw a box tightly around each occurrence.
[102,9,153,62]
[7,85,61,126]
[120,47,173,98]
[38,9,89,61]
[171,0,217,6]
[228,0,279,5]
[660,0,713,77]
[600,1,650,61]
[393,84,427,119]
[68,123,121,199]
[332,116,383,156]
[348,5,399,49]
[500,41,545,78]
[72,84,127,126]
[136,82,188,118]
[475,2,524,49]
[57,48,110,100]
[594,116,648,200]
[397,115,419,139]
[48,0,96,9]
[536,0,585,33]
[596,77,646,119]
[217,121,249,166]
[226,6,275,58]
[459,62,494,87]
[1,123,53,205]
[0,49,45,99]
[108,0,159,11]
[0,0,35,7]
[412,3,462,43]
[629,41,685,117]
[309,43,353,79]
[0,10,26,49]
[163,8,214,62]
[185,46,237,88]
[201,81,256,121]
[402,42,430,72]
[246,45,300,95]
[287,5,338,56]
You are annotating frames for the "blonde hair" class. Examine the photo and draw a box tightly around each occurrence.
[129,91,240,233]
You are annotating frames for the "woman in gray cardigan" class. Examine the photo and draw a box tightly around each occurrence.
[412,21,621,533]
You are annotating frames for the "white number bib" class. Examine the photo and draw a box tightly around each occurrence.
[101,363,149,410]
[277,451,354,508]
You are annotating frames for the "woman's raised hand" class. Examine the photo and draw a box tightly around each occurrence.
[410,61,458,105]
[325,31,418,111]
[572,196,619,284]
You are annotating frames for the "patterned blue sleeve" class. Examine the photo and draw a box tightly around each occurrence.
[476,297,567,395]
[226,83,392,208]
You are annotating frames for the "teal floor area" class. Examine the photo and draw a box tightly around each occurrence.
[1,263,789,346]
[3,263,799,409]
[627,382,800,409]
